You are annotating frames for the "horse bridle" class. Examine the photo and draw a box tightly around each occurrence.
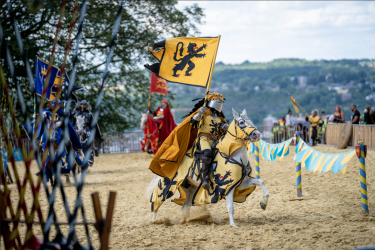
[227,119,255,142]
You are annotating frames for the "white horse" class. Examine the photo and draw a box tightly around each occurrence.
[146,108,269,228]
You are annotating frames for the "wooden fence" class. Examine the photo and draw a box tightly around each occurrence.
[326,123,375,149]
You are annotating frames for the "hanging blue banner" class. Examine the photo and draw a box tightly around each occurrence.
[35,56,62,101]
[13,149,23,161]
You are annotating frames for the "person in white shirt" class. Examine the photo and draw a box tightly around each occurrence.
[285,109,295,138]
[285,109,294,126]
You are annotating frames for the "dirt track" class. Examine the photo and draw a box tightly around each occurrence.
[2,145,375,249]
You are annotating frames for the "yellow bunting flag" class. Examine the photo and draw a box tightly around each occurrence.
[145,37,220,88]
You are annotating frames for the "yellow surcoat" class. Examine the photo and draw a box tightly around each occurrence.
[199,114,223,136]
[308,115,322,127]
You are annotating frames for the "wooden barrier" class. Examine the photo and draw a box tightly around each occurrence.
[352,125,375,149]
[326,124,375,149]
[326,124,346,146]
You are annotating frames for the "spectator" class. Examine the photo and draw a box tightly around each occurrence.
[364,106,374,125]
[360,109,366,124]
[272,122,279,143]
[285,109,294,126]
[305,110,322,146]
[279,115,286,141]
[370,105,375,124]
[279,115,286,125]
[332,105,345,123]
[351,104,360,124]
[285,109,295,139]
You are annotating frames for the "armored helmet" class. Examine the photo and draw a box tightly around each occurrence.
[207,93,225,113]
[79,100,91,111]
[161,99,169,109]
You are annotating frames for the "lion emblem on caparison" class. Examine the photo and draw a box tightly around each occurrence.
[172,42,207,77]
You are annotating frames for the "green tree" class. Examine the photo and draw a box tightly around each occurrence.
[1,0,204,131]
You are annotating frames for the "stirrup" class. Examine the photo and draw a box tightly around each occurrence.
[202,179,210,190]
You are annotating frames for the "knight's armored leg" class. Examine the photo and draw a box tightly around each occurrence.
[185,60,195,76]
[197,149,213,190]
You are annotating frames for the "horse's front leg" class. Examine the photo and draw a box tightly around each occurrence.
[152,211,157,221]
[238,178,269,210]
[225,189,238,228]
[181,185,197,222]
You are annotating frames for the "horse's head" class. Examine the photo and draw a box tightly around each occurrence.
[229,108,260,143]
[140,113,148,130]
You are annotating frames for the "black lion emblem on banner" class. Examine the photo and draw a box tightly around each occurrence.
[172,42,207,77]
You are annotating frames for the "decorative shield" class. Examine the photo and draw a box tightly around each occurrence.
[355,146,361,159]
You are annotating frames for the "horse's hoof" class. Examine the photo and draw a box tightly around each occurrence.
[230,225,240,229]
[260,202,267,210]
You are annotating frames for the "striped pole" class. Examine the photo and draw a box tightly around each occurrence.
[255,141,260,179]
[356,141,369,214]
[295,134,302,197]
[296,161,302,197]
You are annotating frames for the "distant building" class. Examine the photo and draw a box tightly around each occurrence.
[298,76,307,88]
[341,93,352,102]
[263,114,277,129]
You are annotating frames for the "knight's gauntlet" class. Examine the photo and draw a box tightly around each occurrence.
[221,123,229,132]
[154,115,164,120]
[192,107,207,122]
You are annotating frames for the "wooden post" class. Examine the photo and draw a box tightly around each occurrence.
[91,191,117,250]
[0,190,15,249]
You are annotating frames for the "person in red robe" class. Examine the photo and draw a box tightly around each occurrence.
[151,99,177,143]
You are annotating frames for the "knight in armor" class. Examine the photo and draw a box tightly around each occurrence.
[150,99,177,144]
[186,93,228,189]
[71,100,103,158]
[149,93,228,190]
[22,99,88,182]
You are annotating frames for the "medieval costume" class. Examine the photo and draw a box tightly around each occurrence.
[71,100,103,158]
[140,113,160,155]
[149,93,228,190]
[150,99,177,143]
[306,111,322,146]
[23,99,88,182]
[149,107,258,212]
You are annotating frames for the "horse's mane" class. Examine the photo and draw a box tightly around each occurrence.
[181,98,225,119]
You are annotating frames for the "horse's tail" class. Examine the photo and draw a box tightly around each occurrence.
[145,174,160,202]
[173,42,184,62]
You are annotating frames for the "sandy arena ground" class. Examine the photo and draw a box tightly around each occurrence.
[2,145,375,249]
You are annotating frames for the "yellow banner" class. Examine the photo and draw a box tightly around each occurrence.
[147,37,220,88]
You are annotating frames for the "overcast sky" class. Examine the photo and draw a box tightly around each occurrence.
[177,1,375,64]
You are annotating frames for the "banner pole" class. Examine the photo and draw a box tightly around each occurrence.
[255,141,260,179]
[295,134,302,197]
[293,132,303,197]
[147,92,151,111]
[357,141,369,214]
[190,35,221,173]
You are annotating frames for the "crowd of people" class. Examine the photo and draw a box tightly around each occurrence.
[329,104,375,125]
[271,103,375,146]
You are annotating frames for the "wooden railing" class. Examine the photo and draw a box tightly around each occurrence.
[326,123,375,149]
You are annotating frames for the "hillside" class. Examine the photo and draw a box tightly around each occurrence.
[169,59,375,126]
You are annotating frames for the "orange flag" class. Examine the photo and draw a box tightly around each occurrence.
[150,72,168,96]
